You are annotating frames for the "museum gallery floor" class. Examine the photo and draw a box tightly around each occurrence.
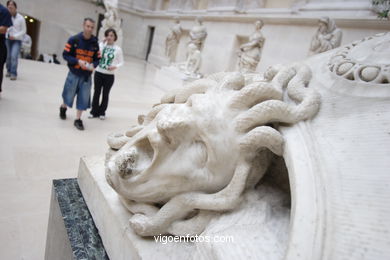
[0,57,163,260]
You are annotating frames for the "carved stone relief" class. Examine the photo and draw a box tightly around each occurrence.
[328,33,390,84]
[105,62,321,236]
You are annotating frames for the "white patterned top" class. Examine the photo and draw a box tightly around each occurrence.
[95,42,124,75]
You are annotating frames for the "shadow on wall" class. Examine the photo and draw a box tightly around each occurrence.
[145,26,155,61]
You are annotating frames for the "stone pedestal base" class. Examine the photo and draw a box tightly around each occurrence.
[77,156,290,260]
[44,179,108,260]
[45,183,73,260]
[44,156,290,260]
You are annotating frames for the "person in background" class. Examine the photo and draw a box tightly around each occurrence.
[0,1,12,97]
[37,54,44,62]
[59,18,100,130]
[89,28,123,120]
[52,54,60,64]
[21,33,31,58]
[5,0,26,80]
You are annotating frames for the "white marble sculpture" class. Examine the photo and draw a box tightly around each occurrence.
[188,16,207,53]
[238,20,265,73]
[76,32,390,260]
[105,60,321,236]
[183,43,201,78]
[309,16,342,55]
[99,0,123,47]
[165,17,182,64]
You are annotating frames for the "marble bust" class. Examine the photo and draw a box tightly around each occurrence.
[104,61,321,236]
[237,20,266,73]
[309,16,342,55]
[165,17,182,64]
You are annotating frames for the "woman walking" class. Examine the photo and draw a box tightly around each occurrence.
[5,0,26,80]
[89,28,123,120]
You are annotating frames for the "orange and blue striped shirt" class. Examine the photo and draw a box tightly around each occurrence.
[63,32,100,78]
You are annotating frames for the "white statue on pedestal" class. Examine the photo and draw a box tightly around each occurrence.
[188,17,207,54]
[237,20,265,73]
[105,61,321,236]
[99,0,123,47]
[184,43,201,78]
[309,17,342,55]
[165,17,182,64]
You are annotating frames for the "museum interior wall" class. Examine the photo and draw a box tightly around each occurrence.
[11,0,390,72]
[15,0,103,60]
[135,0,389,74]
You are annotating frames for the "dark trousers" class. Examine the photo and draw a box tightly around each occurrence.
[91,71,115,116]
[0,36,7,93]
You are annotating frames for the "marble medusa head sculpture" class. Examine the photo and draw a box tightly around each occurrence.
[105,63,321,236]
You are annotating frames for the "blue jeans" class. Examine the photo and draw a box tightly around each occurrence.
[5,39,21,77]
[62,71,92,110]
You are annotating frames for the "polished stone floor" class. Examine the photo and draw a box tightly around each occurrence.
[0,57,164,259]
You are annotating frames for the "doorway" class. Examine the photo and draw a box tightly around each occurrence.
[145,26,155,61]
[21,14,40,59]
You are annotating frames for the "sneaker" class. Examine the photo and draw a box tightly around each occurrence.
[10,76,16,80]
[74,119,84,130]
[59,106,67,120]
[5,73,10,77]
[88,114,98,119]
[99,115,105,120]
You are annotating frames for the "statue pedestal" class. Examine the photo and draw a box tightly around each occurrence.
[44,178,108,260]
[154,65,201,91]
[45,155,290,259]
[76,156,290,259]
[77,156,194,260]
